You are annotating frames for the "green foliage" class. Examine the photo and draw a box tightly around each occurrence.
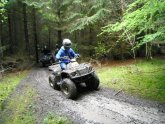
[97,58,165,102]
[94,39,131,59]
[68,0,111,33]
[0,38,8,59]
[101,0,165,48]
[43,112,70,124]
[28,0,112,34]
[71,43,78,53]
[26,0,75,32]
[0,45,9,52]
[23,0,48,8]
[0,0,8,22]
[69,8,110,32]
[94,41,109,58]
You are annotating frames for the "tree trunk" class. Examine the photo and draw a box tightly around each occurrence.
[145,43,152,60]
[13,8,17,51]
[32,7,39,63]
[146,43,148,59]
[48,28,51,49]
[7,8,13,53]
[132,36,136,59]
[23,3,30,54]
[120,0,126,13]
[125,31,136,59]
[57,30,62,45]
[89,27,93,56]
[0,20,3,61]
[57,10,62,45]
[147,43,152,59]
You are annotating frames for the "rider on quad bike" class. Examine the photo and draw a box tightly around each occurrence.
[49,39,99,99]
[39,45,54,67]
[56,39,79,70]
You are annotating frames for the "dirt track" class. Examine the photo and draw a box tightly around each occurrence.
[15,68,165,124]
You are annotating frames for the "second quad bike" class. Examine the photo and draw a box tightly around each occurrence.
[48,57,100,99]
[39,49,55,67]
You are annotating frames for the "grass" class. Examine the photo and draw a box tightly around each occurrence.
[43,112,71,124]
[1,86,36,124]
[97,58,165,102]
[0,71,71,124]
[0,71,29,109]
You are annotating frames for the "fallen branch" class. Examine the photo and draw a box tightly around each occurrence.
[0,64,4,79]
[114,89,123,96]
[2,67,15,72]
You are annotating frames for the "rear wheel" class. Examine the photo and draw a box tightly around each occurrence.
[42,62,46,67]
[49,59,54,65]
[49,74,60,90]
[85,73,100,90]
[61,78,77,99]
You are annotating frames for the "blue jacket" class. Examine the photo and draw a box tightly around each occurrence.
[56,46,78,64]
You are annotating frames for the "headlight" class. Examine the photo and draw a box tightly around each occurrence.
[70,72,77,77]
[88,66,93,71]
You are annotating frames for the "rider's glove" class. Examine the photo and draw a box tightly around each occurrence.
[76,54,80,57]
[63,56,68,59]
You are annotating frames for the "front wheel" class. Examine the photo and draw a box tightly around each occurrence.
[49,74,60,90]
[85,73,100,90]
[61,78,77,99]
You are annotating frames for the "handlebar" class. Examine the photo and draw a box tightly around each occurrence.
[59,56,70,60]
[58,55,80,61]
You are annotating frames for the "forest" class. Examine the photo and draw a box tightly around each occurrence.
[0,0,164,63]
[0,0,165,124]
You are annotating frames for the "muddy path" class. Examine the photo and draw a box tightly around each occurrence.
[19,68,165,124]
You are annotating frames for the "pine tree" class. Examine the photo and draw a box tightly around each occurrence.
[67,0,111,33]
[101,0,165,59]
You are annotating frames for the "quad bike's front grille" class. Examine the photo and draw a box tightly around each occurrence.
[78,69,87,75]
[69,63,93,78]
[77,67,91,75]
[72,72,94,83]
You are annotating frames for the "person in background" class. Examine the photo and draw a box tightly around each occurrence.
[41,45,50,55]
[55,44,59,55]
[56,39,79,70]
[52,44,59,62]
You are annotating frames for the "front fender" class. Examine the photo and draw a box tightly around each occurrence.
[61,71,71,79]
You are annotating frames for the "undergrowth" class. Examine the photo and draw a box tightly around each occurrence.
[97,58,165,102]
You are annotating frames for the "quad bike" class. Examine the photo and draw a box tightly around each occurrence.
[39,49,55,67]
[48,57,100,99]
